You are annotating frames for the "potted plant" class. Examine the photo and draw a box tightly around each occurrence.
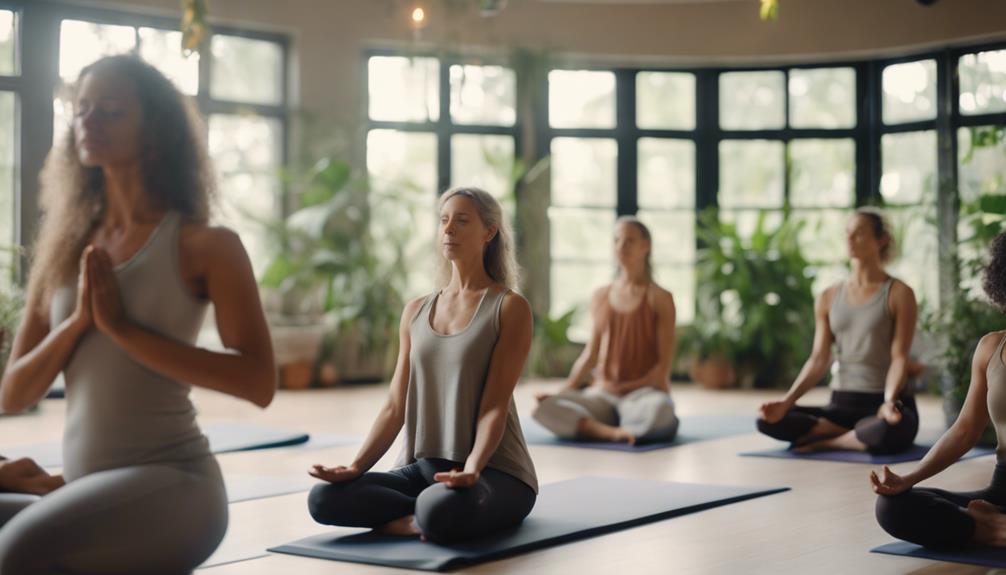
[692,209,816,388]
[527,307,581,379]
[259,157,408,387]
[677,321,739,390]
[921,125,1006,440]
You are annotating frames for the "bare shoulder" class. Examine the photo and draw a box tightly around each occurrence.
[975,330,1006,370]
[648,283,676,310]
[816,283,841,313]
[500,289,533,323]
[179,223,246,263]
[401,295,428,327]
[888,277,917,304]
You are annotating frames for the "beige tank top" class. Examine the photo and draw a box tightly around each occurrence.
[50,212,212,481]
[985,334,1006,463]
[828,278,895,394]
[395,288,538,492]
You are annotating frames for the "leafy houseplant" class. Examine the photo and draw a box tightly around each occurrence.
[692,209,816,388]
[259,157,408,386]
[528,307,580,378]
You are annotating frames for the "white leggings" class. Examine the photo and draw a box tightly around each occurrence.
[0,457,228,575]
[533,386,679,442]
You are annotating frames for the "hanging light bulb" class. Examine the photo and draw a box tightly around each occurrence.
[410,6,427,29]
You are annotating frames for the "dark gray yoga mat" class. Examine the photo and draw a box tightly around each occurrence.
[269,476,789,571]
[740,444,995,464]
[521,414,755,452]
[1,422,337,468]
[872,541,1006,568]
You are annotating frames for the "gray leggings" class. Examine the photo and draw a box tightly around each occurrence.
[0,457,228,575]
[308,458,536,544]
[532,386,679,442]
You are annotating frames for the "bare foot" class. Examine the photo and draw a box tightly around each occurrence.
[967,500,1006,546]
[577,418,636,444]
[376,515,421,537]
[793,430,866,453]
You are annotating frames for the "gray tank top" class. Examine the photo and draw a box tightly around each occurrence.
[828,278,895,394]
[395,288,538,493]
[985,334,1006,463]
[50,212,212,481]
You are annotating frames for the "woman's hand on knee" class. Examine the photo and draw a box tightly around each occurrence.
[877,401,902,425]
[0,458,64,494]
[433,469,479,489]
[870,465,912,496]
[759,399,791,424]
[308,464,362,483]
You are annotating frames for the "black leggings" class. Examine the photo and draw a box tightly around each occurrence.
[307,458,536,544]
[876,463,1006,549]
[756,391,919,454]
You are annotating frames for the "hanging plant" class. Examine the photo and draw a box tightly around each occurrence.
[760,0,779,21]
[181,0,209,56]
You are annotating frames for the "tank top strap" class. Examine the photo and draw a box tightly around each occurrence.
[412,292,439,328]
[491,288,511,334]
[994,333,1006,370]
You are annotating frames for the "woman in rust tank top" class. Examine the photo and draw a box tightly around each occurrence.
[532,217,678,444]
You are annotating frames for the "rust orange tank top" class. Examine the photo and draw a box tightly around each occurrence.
[598,285,660,382]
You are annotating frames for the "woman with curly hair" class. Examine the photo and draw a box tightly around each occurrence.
[872,230,1006,549]
[756,208,920,454]
[0,55,275,573]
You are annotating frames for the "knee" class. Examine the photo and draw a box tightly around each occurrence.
[856,418,915,454]
[307,482,350,524]
[0,530,47,575]
[756,417,784,438]
[415,484,482,544]
[875,493,914,537]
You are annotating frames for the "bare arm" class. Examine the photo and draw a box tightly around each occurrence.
[563,288,607,391]
[873,332,998,494]
[883,281,918,404]
[1,250,93,413]
[310,297,424,482]
[760,288,835,421]
[90,229,276,408]
[612,288,676,394]
[461,292,533,477]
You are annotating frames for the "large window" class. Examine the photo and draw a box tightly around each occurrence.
[0,9,17,283]
[365,54,518,299]
[719,67,857,294]
[363,43,1005,338]
[880,58,939,307]
[52,16,288,276]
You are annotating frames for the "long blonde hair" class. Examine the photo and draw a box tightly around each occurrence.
[29,56,214,312]
[436,187,520,291]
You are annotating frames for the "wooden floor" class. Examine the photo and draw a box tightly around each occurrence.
[1,381,994,574]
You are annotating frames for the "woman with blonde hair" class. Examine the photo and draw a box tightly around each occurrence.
[532,216,679,445]
[307,187,537,543]
[0,55,275,573]
[757,208,919,454]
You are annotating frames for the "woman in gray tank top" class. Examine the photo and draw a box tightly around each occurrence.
[873,231,1006,549]
[0,56,276,574]
[757,208,920,454]
[307,187,537,543]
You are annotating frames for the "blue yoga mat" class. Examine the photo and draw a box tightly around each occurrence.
[521,414,755,452]
[269,476,789,571]
[0,422,338,468]
[872,541,1006,568]
[740,444,995,464]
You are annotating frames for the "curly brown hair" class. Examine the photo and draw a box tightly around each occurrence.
[983,231,1006,311]
[29,55,215,312]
